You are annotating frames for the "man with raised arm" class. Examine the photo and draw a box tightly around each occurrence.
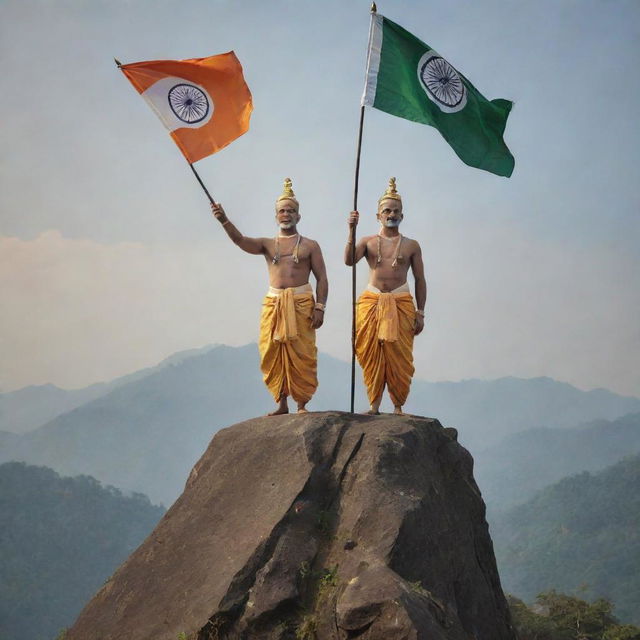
[345,178,427,415]
[211,178,328,415]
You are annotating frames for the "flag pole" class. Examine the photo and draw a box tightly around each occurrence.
[350,1,376,413]
[350,104,366,413]
[114,58,218,206]
[188,163,216,204]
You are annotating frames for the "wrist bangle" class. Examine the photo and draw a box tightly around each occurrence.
[315,303,326,312]
[416,309,425,317]
[221,219,231,227]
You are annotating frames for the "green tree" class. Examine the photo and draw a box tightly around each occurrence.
[603,626,640,640]
[508,591,640,640]
[507,594,556,640]
[536,590,617,639]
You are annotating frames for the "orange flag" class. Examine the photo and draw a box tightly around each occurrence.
[120,52,253,163]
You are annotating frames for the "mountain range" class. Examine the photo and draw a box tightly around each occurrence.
[476,412,640,511]
[0,344,219,435]
[2,343,639,507]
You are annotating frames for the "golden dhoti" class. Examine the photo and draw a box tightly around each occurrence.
[259,283,318,404]
[355,284,416,407]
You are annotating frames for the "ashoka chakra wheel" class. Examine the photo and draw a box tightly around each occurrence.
[419,56,465,109]
[168,84,210,124]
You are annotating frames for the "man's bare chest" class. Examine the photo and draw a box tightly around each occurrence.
[367,236,411,269]
[265,237,311,265]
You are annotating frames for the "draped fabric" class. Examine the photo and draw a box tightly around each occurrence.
[259,289,317,403]
[355,290,416,406]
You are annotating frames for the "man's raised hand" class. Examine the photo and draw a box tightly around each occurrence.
[348,211,359,229]
[211,201,228,224]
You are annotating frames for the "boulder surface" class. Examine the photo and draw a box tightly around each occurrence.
[68,411,515,639]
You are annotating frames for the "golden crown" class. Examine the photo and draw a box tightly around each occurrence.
[378,177,402,204]
[276,177,299,207]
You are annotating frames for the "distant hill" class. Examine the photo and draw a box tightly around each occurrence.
[491,455,640,625]
[406,375,640,451]
[0,383,109,435]
[0,344,219,434]
[0,462,164,640]
[0,345,272,505]
[2,344,639,505]
[0,429,20,450]
[475,413,640,511]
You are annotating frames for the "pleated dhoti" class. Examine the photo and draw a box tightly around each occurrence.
[355,284,416,407]
[259,283,318,404]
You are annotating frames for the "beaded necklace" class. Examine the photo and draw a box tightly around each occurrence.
[376,233,403,268]
[272,233,302,264]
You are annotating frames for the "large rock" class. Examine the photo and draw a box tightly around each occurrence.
[68,412,515,639]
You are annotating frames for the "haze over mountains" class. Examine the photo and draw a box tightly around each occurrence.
[0,344,220,435]
[2,343,639,507]
[476,412,640,511]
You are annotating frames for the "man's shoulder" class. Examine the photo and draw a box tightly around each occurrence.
[402,236,422,249]
[301,236,321,248]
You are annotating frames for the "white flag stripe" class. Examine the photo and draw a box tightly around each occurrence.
[361,13,384,107]
[141,76,214,132]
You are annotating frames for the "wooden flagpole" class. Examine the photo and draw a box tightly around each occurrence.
[350,105,366,413]
[350,2,377,413]
[188,163,216,204]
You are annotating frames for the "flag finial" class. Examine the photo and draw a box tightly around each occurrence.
[371,2,377,13]
[114,58,122,68]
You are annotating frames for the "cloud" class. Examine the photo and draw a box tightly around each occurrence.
[1,227,638,396]
[0,231,262,390]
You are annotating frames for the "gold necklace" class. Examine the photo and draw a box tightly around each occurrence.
[273,234,302,264]
[376,233,403,268]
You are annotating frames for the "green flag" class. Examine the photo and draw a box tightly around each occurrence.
[362,13,515,177]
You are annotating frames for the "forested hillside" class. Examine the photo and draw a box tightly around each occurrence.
[493,455,640,624]
[0,462,165,640]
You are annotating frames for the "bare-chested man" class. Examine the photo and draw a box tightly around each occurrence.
[212,178,328,415]
[345,177,427,415]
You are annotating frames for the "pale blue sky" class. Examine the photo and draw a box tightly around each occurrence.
[1,0,639,396]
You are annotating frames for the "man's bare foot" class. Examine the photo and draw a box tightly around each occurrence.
[393,406,404,415]
[268,396,289,416]
[297,402,309,414]
[365,398,382,415]
[267,406,289,416]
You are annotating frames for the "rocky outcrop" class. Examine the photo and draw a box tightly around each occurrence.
[67,412,515,640]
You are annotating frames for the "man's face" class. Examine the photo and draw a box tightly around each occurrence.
[275,200,300,230]
[377,198,403,228]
